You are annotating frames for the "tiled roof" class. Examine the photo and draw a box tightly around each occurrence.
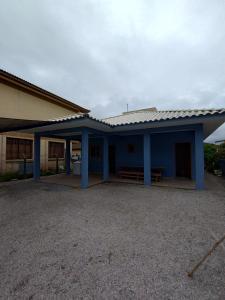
[18,107,225,138]
[50,114,85,122]
[47,108,225,128]
[102,108,225,126]
[49,113,110,126]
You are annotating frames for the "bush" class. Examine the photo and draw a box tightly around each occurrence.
[204,142,225,173]
[40,170,56,176]
[0,172,32,182]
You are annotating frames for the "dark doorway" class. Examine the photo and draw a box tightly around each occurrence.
[175,143,191,178]
[109,145,116,174]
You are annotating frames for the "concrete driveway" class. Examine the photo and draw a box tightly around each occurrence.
[0,174,225,299]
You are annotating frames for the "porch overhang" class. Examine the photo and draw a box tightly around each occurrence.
[0,117,46,133]
[10,110,225,140]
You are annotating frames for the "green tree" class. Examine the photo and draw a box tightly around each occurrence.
[204,142,225,173]
[204,143,218,172]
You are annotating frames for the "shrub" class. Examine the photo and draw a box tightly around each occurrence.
[204,142,225,173]
[0,172,32,182]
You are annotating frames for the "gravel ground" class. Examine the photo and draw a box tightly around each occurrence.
[0,174,225,299]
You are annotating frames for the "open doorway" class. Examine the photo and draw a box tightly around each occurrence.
[175,143,191,178]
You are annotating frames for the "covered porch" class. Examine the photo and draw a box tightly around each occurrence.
[32,120,112,189]
[4,108,225,190]
[30,118,205,190]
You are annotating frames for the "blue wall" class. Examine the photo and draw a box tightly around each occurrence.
[89,138,103,173]
[115,135,143,170]
[151,131,195,178]
[89,130,195,179]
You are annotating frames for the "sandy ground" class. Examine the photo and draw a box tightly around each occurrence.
[0,174,224,299]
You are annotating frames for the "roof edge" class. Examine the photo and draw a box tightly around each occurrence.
[0,68,90,114]
[4,110,225,135]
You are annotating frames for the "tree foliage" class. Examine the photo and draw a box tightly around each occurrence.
[204,142,225,172]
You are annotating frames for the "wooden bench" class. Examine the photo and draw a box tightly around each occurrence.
[118,167,163,182]
[151,172,161,182]
[151,168,164,182]
[118,170,144,180]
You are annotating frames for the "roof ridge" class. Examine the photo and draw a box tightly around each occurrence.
[103,108,223,120]
[103,113,125,120]
[103,107,158,120]
[159,108,218,112]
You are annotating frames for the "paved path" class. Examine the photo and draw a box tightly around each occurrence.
[0,174,224,299]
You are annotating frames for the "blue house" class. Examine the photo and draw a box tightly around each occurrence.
[20,107,225,189]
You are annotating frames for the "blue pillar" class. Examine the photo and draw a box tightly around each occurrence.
[103,136,109,181]
[33,134,40,180]
[195,125,204,189]
[81,128,89,188]
[66,139,71,175]
[144,133,151,186]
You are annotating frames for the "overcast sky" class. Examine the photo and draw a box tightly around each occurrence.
[0,0,225,141]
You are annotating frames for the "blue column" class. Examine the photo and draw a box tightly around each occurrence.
[144,133,151,186]
[81,128,89,188]
[66,139,71,175]
[195,125,204,189]
[103,136,109,181]
[33,134,40,180]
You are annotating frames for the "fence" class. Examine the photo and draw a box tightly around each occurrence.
[18,157,65,176]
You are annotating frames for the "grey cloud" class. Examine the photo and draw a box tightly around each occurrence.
[0,0,225,141]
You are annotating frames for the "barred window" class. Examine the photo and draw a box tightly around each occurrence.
[48,142,64,158]
[6,137,33,160]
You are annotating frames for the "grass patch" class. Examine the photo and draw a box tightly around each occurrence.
[40,170,56,176]
[0,169,65,182]
[0,172,33,182]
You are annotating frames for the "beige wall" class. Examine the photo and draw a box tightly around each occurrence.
[0,132,66,174]
[0,83,76,121]
[0,81,83,175]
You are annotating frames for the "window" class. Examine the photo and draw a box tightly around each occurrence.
[72,141,81,157]
[72,141,81,152]
[6,137,33,160]
[48,142,64,159]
